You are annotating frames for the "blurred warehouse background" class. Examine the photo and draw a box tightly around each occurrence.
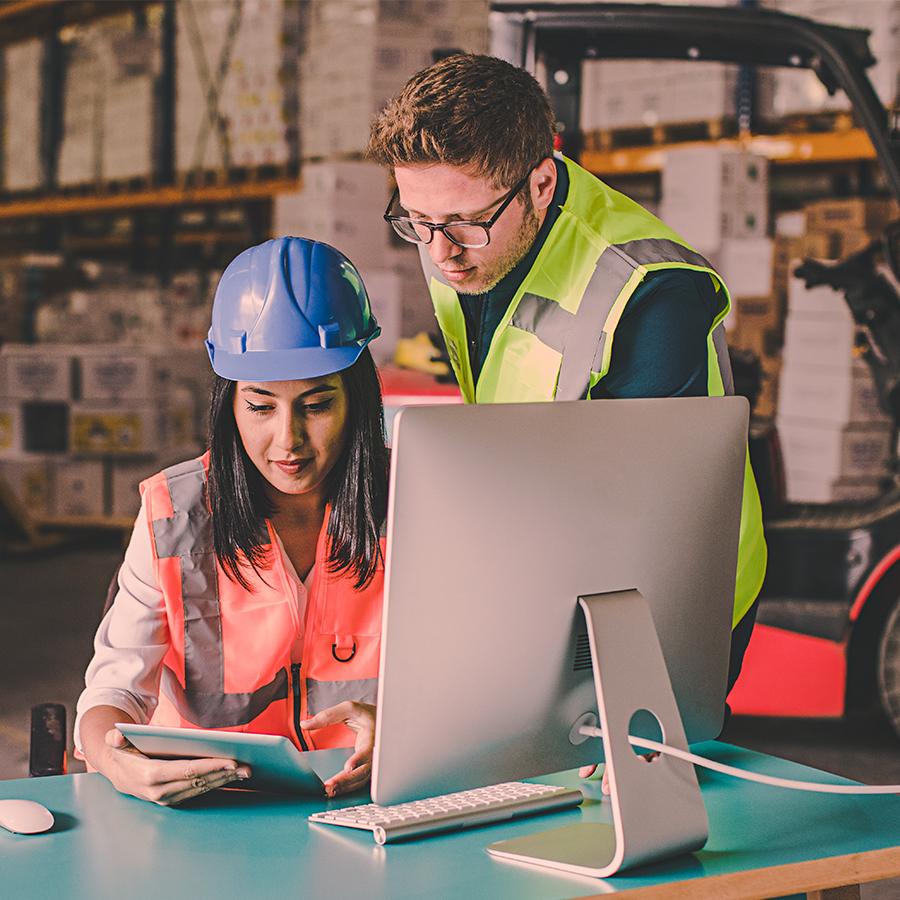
[3,2,900,893]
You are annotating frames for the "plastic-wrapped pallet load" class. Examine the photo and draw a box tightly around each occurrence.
[175,0,303,174]
[581,59,739,133]
[299,0,489,159]
[660,146,769,256]
[0,341,205,523]
[776,276,894,503]
[760,0,900,114]
[2,39,44,191]
[57,12,162,186]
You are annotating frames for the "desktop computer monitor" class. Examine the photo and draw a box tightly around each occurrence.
[372,395,748,817]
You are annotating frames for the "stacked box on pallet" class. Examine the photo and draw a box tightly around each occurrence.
[2,39,44,191]
[57,35,104,185]
[581,60,739,132]
[175,0,303,175]
[299,0,489,159]
[775,277,894,503]
[660,146,769,256]
[103,17,163,182]
[760,1,900,115]
[0,343,206,521]
[57,12,162,186]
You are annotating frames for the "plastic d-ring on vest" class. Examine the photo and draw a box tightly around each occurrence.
[332,643,357,663]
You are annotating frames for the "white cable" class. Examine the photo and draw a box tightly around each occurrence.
[579,725,900,794]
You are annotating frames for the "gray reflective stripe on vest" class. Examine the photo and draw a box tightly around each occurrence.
[554,243,640,401]
[510,292,575,354]
[627,240,735,395]
[160,666,289,728]
[616,238,715,272]
[306,677,378,717]
[151,458,287,728]
[510,237,726,401]
[712,322,735,396]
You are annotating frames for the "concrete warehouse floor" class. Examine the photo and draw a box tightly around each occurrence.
[1,537,899,898]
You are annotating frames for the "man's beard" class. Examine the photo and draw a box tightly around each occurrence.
[455,192,542,295]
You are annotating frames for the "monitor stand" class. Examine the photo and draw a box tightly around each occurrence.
[487,589,709,878]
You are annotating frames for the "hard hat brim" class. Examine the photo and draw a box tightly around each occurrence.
[207,336,376,383]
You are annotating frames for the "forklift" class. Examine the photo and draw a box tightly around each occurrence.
[490,2,900,737]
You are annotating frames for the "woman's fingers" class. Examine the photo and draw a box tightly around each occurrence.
[104,728,249,805]
[302,702,376,797]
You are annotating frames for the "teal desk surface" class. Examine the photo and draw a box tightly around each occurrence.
[2,742,899,900]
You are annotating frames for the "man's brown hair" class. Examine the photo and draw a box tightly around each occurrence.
[367,54,556,190]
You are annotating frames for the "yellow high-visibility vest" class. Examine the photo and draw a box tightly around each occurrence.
[420,156,766,625]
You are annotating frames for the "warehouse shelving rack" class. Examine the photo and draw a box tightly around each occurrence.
[0,0,301,277]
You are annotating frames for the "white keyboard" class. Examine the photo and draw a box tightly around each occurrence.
[308,781,583,844]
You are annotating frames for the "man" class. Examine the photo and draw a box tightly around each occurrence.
[367,54,766,703]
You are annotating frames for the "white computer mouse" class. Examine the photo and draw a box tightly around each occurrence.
[0,799,54,834]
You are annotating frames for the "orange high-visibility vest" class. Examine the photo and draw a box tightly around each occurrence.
[141,453,383,751]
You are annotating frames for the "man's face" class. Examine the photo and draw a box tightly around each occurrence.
[393,162,555,295]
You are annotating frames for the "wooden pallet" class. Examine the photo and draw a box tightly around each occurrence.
[175,160,300,190]
[583,117,738,152]
[778,109,856,134]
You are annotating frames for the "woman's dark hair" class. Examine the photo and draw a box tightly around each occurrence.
[207,347,388,591]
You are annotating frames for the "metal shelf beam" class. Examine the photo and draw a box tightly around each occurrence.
[0,177,302,220]
[581,128,876,177]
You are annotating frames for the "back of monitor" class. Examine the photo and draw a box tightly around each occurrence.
[372,396,748,808]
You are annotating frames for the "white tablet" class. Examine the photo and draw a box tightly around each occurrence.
[117,723,352,796]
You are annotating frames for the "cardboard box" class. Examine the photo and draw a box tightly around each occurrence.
[776,416,893,482]
[660,146,768,254]
[777,361,891,428]
[0,455,55,516]
[53,458,105,517]
[2,39,44,191]
[78,346,208,402]
[727,296,782,362]
[0,403,25,455]
[780,311,858,374]
[805,198,900,234]
[784,471,887,504]
[70,393,199,457]
[0,344,76,401]
[730,319,783,365]
[772,235,805,296]
[716,238,774,298]
[755,356,781,421]
[787,277,848,317]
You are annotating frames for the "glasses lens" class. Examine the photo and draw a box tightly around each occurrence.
[390,219,428,243]
[443,224,490,249]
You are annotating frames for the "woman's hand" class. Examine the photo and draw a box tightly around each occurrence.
[79,707,249,806]
[100,727,250,806]
[301,701,376,797]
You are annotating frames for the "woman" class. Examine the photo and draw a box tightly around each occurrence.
[75,237,388,806]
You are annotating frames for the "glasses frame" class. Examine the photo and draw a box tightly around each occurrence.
[383,171,533,249]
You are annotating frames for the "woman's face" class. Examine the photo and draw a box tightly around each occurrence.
[233,375,350,499]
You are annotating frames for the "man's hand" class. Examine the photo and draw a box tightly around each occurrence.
[301,701,376,797]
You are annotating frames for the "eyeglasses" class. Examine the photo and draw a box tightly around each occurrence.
[384,171,532,249]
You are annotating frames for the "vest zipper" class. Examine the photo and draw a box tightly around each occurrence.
[291,663,309,751]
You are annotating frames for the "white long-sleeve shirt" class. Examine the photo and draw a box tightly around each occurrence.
[74,494,311,751]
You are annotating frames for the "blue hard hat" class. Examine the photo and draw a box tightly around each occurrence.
[205,237,380,381]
